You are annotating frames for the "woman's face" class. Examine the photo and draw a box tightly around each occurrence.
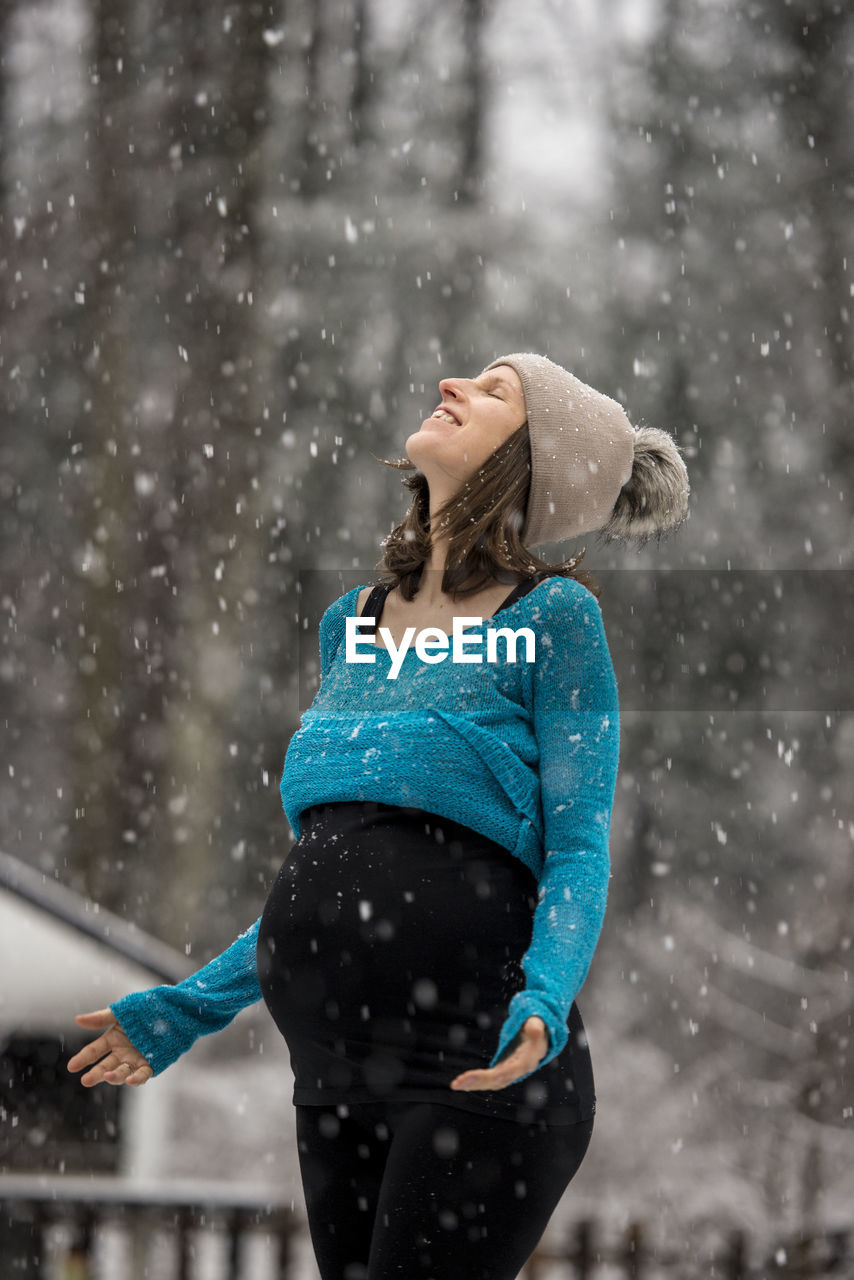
[405,364,526,491]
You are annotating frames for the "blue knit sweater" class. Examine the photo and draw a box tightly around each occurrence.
[111,576,620,1081]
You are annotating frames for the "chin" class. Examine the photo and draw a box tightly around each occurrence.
[404,426,436,465]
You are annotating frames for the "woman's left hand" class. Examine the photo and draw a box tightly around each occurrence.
[450,1016,548,1092]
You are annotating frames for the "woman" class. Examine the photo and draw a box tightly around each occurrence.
[69,353,689,1279]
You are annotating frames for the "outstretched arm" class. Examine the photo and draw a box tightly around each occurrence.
[68,917,264,1084]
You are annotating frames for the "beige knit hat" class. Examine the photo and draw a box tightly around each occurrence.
[485,353,690,548]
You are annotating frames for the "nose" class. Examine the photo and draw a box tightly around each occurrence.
[438,377,470,402]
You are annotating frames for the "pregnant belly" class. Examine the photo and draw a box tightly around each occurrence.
[256,802,537,1067]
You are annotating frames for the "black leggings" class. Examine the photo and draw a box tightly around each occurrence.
[295,1099,594,1280]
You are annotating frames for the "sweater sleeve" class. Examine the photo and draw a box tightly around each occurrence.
[109,918,264,1076]
[489,578,620,1075]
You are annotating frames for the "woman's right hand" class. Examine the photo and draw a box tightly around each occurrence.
[67,1009,154,1088]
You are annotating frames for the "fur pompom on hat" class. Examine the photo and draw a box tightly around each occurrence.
[485,353,690,549]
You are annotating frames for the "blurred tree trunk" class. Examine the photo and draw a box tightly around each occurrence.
[456,0,488,205]
[774,2,853,484]
[0,0,16,205]
[145,0,291,948]
[66,0,180,917]
[300,0,329,198]
[350,0,375,148]
[613,0,695,434]
[604,0,696,920]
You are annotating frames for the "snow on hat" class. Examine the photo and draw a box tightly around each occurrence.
[485,353,690,548]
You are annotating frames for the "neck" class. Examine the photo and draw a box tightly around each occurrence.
[412,487,452,602]
[416,547,451,605]
[416,485,505,604]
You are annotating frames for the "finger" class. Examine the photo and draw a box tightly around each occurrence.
[79,1053,135,1088]
[103,1061,135,1086]
[125,1064,154,1087]
[79,1064,113,1088]
[454,1042,529,1081]
[68,1036,112,1073]
[74,1010,116,1029]
[452,1069,511,1091]
[81,1050,124,1084]
[451,1069,503,1091]
[452,1046,543,1092]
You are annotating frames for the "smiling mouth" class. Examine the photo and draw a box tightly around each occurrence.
[431,409,459,425]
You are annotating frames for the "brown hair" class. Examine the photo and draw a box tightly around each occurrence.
[375,424,599,601]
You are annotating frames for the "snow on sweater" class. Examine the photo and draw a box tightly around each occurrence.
[111,575,620,1079]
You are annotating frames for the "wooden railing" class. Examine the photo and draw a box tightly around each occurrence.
[524,1219,853,1279]
[3,1180,851,1280]
[1,1176,300,1280]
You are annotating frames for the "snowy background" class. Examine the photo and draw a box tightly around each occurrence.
[1,0,852,1265]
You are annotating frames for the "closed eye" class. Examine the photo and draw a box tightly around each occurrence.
[474,379,507,399]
